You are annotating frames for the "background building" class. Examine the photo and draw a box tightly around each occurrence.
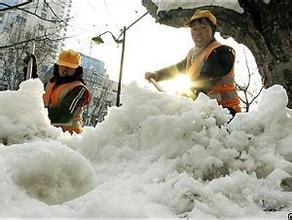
[80,53,118,125]
[0,0,72,90]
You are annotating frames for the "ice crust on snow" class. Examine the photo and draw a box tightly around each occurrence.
[0,79,291,218]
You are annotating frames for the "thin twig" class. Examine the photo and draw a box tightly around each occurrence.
[0,0,33,12]
[0,2,65,23]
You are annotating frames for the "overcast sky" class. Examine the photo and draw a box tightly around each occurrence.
[65,0,192,86]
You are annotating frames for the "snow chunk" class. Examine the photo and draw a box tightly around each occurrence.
[0,141,97,205]
[0,79,60,144]
[229,85,290,135]
[69,83,231,161]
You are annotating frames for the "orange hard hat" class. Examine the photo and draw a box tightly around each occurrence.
[57,49,81,68]
[185,9,217,27]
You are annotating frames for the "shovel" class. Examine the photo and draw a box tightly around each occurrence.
[149,78,165,92]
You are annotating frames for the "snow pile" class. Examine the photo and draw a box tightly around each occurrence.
[0,79,60,144]
[64,83,292,218]
[0,141,97,205]
[0,80,291,218]
[152,0,244,14]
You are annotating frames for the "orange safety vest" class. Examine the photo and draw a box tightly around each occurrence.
[43,81,91,134]
[186,41,241,112]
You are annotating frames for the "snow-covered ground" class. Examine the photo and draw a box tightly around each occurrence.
[0,79,291,218]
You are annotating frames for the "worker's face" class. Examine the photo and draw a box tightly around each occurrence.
[190,19,213,47]
[58,65,77,77]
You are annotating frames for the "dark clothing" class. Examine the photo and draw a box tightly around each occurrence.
[155,40,240,114]
[156,45,235,94]
[50,64,86,85]
[47,85,88,123]
[46,64,89,124]
[22,52,91,133]
[23,53,38,79]
[43,64,91,133]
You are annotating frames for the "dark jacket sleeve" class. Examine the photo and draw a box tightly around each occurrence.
[48,85,89,123]
[155,58,187,81]
[23,53,38,80]
[195,45,235,93]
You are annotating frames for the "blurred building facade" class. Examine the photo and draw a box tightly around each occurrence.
[0,0,72,90]
[80,53,118,125]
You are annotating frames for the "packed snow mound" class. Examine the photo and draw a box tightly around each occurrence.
[0,141,97,205]
[68,82,232,161]
[68,83,292,179]
[0,79,60,144]
[61,83,292,217]
[0,81,291,218]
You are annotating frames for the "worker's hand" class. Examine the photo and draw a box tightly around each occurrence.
[145,72,159,82]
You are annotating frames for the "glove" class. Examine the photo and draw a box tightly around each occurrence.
[145,72,159,82]
[177,87,197,100]
[23,52,38,79]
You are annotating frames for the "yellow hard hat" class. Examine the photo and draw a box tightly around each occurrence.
[185,9,217,27]
[57,49,81,68]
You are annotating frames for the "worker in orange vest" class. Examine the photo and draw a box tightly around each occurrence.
[145,9,241,116]
[24,49,91,134]
[42,50,91,134]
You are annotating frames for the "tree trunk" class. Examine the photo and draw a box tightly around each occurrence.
[142,0,292,108]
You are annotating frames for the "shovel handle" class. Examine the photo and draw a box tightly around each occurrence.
[26,41,36,80]
[149,78,164,92]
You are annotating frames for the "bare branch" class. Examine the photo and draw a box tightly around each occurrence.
[236,83,247,91]
[43,0,70,25]
[0,2,65,23]
[0,0,33,12]
[0,32,77,50]
[238,95,246,104]
[243,48,252,89]
[33,0,39,14]
[249,85,265,105]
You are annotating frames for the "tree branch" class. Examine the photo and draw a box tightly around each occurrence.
[249,85,265,106]
[43,0,70,25]
[0,2,65,23]
[0,1,33,12]
[0,33,76,50]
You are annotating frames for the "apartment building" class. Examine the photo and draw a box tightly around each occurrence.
[80,53,118,125]
[0,0,72,90]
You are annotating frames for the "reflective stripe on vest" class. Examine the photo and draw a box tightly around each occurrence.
[43,81,86,107]
[186,41,241,112]
[43,81,91,133]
